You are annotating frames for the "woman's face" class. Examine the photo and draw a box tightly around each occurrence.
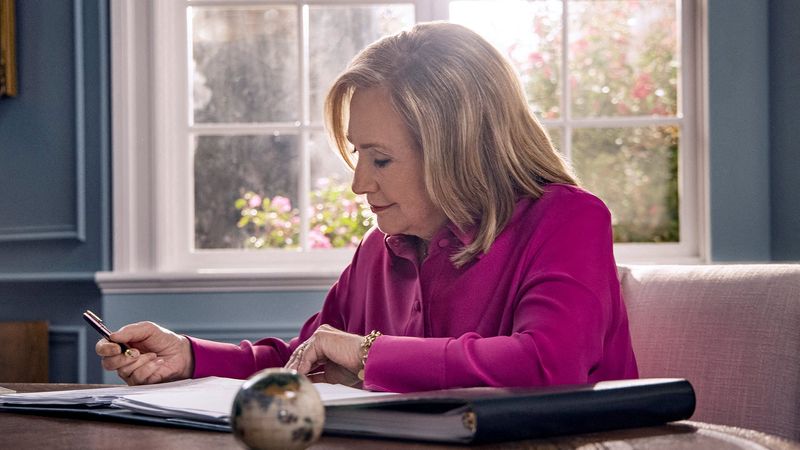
[347,86,448,240]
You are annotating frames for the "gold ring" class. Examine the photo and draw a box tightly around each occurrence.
[296,343,309,358]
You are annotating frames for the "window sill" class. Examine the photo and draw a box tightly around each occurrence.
[95,270,340,294]
[96,253,708,294]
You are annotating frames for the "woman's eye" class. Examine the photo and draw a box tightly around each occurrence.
[374,159,391,168]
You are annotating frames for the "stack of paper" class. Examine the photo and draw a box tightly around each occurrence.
[106,378,392,424]
[0,376,392,430]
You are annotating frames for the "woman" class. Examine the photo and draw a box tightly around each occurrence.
[96,22,638,392]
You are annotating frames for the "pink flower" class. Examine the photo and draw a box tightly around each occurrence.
[271,196,292,213]
[309,228,332,249]
[528,52,545,67]
[341,199,357,215]
[632,73,653,100]
[542,66,552,80]
[248,194,262,208]
[571,38,589,54]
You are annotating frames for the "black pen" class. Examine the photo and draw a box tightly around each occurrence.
[83,310,135,357]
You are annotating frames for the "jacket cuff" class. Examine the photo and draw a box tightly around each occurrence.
[189,336,261,379]
[363,335,450,392]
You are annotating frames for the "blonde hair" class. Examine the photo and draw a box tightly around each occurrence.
[326,22,577,267]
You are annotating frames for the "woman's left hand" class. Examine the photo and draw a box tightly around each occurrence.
[284,324,364,386]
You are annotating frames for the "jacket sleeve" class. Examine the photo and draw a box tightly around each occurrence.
[363,198,624,392]
[190,267,353,379]
[189,333,301,379]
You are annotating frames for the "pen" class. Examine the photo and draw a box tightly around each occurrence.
[83,310,135,357]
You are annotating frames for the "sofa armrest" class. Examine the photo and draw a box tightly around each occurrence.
[619,264,800,441]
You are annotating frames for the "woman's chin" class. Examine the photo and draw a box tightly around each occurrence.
[374,220,402,237]
[374,223,393,236]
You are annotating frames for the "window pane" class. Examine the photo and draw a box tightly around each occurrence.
[191,6,299,123]
[545,126,563,154]
[308,133,374,248]
[450,0,562,119]
[568,0,678,117]
[308,4,414,124]
[195,135,300,249]
[572,126,679,243]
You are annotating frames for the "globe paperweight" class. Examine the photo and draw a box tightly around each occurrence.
[231,368,325,450]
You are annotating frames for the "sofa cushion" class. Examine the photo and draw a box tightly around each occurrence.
[619,264,800,440]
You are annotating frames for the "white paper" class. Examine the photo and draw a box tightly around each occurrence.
[0,376,394,424]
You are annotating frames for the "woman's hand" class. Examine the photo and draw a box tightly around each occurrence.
[285,324,363,387]
[95,322,193,386]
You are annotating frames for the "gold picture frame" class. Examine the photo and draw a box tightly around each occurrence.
[0,0,17,97]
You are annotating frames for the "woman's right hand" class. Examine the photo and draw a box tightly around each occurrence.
[95,321,194,386]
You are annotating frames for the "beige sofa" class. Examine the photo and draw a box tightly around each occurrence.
[619,264,800,441]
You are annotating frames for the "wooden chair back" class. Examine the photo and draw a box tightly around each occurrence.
[0,321,49,382]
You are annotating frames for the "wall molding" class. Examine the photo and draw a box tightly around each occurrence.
[0,0,87,243]
[0,272,97,283]
[96,270,337,293]
[0,224,83,242]
[49,325,87,384]
[170,324,301,342]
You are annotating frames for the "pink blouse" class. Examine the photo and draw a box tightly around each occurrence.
[190,184,638,392]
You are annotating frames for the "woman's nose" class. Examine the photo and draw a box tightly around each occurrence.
[351,160,376,195]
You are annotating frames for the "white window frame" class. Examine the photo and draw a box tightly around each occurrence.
[99,0,707,293]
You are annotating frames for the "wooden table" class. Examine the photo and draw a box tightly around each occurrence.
[1,383,799,449]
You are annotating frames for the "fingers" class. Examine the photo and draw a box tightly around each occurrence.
[95,321,160,358]
[285,340,323,375]
[108,321,160,345]
[101,346,150,373]
[95,338,140,358]
[285,325,363,375]
[124,358,167,386]
[95,338,118,356]
[116,353,158,379]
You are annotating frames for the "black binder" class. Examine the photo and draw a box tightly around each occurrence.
[323,378,696,444]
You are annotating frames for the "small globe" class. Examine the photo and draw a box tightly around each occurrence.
[231,368,325,450]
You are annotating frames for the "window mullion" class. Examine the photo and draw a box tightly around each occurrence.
[561,116,684,129]
[299,4,311,251]
[679,0,704,260]
[561,0,572,161]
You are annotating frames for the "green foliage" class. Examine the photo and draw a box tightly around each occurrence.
[573,126,679,243]
[519,0,679,243]
[235,179,373,249]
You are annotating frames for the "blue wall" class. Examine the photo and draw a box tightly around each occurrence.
[768,0,800,260]
[707,0,772,261]
[0,0,109,382]
[0,0,798,384]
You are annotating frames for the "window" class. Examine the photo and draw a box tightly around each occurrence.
[447,1,703,262]
[190,5,415,253]
[109,0,705,286]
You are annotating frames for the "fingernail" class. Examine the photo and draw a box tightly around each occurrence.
[125,349,139,358]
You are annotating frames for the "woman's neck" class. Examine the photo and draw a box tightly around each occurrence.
[416,237,429,262]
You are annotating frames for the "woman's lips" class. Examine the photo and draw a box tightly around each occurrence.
[370,204,393,213]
